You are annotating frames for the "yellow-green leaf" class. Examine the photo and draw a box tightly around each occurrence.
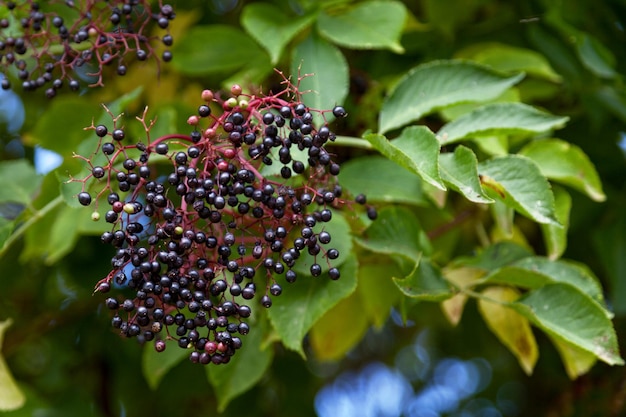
[478,287,538,375]
[310,291,369,361]
[549,335,597,379]
[0,319,25,411]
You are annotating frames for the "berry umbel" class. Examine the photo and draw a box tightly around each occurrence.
[73,79,376,365]
[0,1,175,96]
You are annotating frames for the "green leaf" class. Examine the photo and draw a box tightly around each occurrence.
[519,138,605,202]
[0,160,41,206]
[482,257,605,307]
[438,103,569,145]
[207,318,273,412]
[364,126,445,190]
[43,206,82,265]
[338,155,427,206]
[478,287,538,375]
[173,25,269,76]
[241,3,314,64]
[357,260,403,328]
[510,284,623,366]
[456,42,562,82]
[142,340,189,390]
[292,212,353,276]
[541,186,571,260]
[310,291,369,361]
[478,155,560,226]
[439,145,493,203]
[267,255,358,357]
[393,258,452,301]
[290,33,349,126]
[593,214,626,316]
[355,205,428,262]
[379,60,524,134]
[0,319,25,411]
[317,1,406,53]
[455,241,532,272]
[576,33,616,79]
[28,96,96,155]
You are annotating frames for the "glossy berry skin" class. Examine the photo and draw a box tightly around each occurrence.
[78,192,92,206]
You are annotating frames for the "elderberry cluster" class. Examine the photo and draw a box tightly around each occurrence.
[74,83,376,365]
[0,0,175,97]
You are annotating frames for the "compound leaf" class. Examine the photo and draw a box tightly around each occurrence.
[241,3,314,64]
[438,103,569,145]
[317,1,406,53]
[364,126,444,190]
[519,138,605,202]
[439,145,493,203]
[379,60,524,134]
[510,284,623,366]
[478,155,560,226]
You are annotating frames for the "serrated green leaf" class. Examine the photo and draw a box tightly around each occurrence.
[379,60,524,134]
[461,242,533,272]
[0,319,25,411]
[482,257,605,307]
[338,155,427,206]
[478,155,560,226]
[438,103,569,145]
[439,145,493,204]
[207,318,273,412]
[292,212,353,276]
[173,25,269,76]
[317,1,406,53]
[549,335,597,379]
[267,255,358,357]
[355,205,427,262]
[290,33,349,126]
[364,126,445,190]
[142,340,189,390]
[357,260,403,328]
[510,284,624,365]
[310,291,369,361]
[519,138,605,202]
[541,186,571,260]
[393,258,452,301]
[241,3,314,64]
[0,160,41,206]
[456,42,562,82]
[511,284,623,366]
[479,287,538,375]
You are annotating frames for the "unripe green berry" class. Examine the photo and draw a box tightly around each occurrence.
[123,203,136,214]
[225,97,238,109]
[91,212,100,221]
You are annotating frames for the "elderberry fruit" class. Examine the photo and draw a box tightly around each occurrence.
[78,82,375,366]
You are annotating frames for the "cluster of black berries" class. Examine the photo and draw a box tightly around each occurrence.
[0,0,175,97]
[74,83,376,365]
